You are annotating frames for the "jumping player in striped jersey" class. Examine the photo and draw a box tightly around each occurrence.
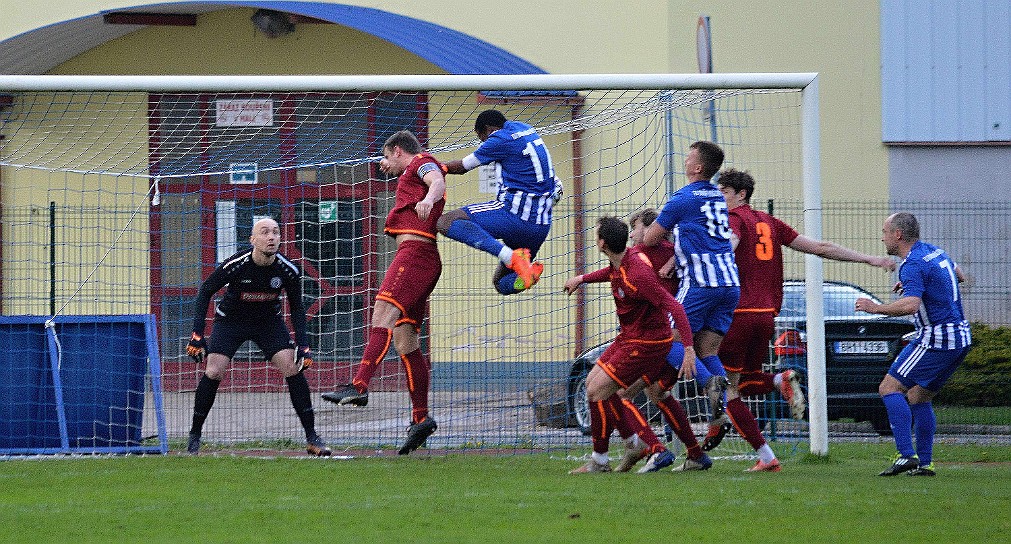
[857,212,971,477]
[185,217,330,457]
[641,141,740,429]
[439,109,562,295]
[322,130,447,455]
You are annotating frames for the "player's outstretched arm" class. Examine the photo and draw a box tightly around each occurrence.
[789,235,895,271]
[855,295,920,317]
[443,154,480,175]
[563,275,583,295]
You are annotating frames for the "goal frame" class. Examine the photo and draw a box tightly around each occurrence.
[0,72,828,455]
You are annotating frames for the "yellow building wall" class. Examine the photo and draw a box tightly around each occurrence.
[1,1,888,202]
[0,2,888,363]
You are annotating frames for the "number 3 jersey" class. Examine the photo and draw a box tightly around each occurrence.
[900,240,971,350]
[655,180,739,289]
[728,203,799,313]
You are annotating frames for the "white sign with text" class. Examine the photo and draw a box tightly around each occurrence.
[216,98,273,127]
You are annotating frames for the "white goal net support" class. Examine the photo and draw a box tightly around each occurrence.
[0,73,827,456]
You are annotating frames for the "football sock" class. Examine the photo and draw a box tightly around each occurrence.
[402,349,431,424]
[611,397,635,440]
[591,451,609,465]
[726,397,766,451]
[445,218,505,258]
[739,371,775,397]
[757,444,777,464]
[657,395,702,460]
[910,401,936,466]
[497,246,513,266]
[352,327,393,391]
[700,355,727,378]
[882,392,915,457]
[665,343,714,387]
[589,399,613,455]
[190,374,220,435]
[773,372,784,389]
[614,397,662,451]
[285,372,316,439]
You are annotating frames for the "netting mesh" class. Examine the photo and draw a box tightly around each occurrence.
[0,80,811,454]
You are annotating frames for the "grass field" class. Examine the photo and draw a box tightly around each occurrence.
[2,441,1009,543]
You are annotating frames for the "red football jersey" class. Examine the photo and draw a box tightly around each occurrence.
[728,204,799,312]
[633,239,678,296]
[582,247,693,346]
[384,152,446,240]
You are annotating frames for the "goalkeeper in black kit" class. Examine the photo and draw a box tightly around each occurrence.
[185,217,330,456]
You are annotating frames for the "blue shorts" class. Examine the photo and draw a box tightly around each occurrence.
[677,284,740,336]
[462,201,550,257]
[889,342,970,392]
[207,315,294,360]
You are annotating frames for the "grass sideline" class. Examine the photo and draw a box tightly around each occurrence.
[2,442,1008,543]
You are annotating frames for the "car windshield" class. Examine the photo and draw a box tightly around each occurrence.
[779,282,883,320]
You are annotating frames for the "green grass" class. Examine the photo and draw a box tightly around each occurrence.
[2,442,1009,543]
[935,404,1011,425]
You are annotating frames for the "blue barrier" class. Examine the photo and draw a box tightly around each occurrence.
[0,315,167,455]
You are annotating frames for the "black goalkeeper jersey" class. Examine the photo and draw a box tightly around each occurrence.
[192,248,308,347]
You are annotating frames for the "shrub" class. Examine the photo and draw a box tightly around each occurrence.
[935,323,1011,407]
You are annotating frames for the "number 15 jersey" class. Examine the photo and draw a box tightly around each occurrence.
[656,180,739,289]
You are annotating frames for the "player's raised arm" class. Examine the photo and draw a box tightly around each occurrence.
[415,165,446,221]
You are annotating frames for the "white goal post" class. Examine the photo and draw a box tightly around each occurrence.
[0,73,827,456]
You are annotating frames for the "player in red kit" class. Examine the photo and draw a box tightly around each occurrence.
[563,216,712,473]
[712,169,893,471]
[322,130,447,455]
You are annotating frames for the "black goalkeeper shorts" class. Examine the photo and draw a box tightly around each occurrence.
[206,315,294,361]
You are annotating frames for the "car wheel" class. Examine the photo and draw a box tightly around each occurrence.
[567,363,592,435]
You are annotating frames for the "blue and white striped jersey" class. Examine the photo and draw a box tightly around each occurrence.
[655,180,740,288]
[899,240,971,350]
[473,120,557,225]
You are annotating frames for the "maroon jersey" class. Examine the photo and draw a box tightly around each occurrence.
[384,152,446,240]
[633,239,677,295]
[729,204,799,312]
[582,247,693,346]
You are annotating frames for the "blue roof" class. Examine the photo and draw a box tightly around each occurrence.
[0,1,547,75]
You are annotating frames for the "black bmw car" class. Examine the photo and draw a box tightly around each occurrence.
[557,280,915,436]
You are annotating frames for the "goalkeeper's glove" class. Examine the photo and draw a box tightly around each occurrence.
[187,332,207,363]
[296,346,313,372]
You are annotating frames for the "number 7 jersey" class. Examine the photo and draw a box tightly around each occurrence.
[900,240,971,350]
[656,180,740,288]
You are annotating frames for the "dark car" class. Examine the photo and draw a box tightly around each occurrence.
[773,280,915,434]
[558,280,915,436]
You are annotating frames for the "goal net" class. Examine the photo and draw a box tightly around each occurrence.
[0,74,821,456]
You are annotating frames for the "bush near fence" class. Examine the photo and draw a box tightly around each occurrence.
[935,323,1011,407]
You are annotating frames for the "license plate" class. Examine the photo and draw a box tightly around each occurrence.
[834,340,889,354]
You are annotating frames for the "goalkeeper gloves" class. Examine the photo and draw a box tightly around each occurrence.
[296,346,313,372]
[187,332,207,363]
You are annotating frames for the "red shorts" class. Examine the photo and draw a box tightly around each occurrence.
[719,310,776,373]
[596,336,672,389]
[376,240,441,331]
